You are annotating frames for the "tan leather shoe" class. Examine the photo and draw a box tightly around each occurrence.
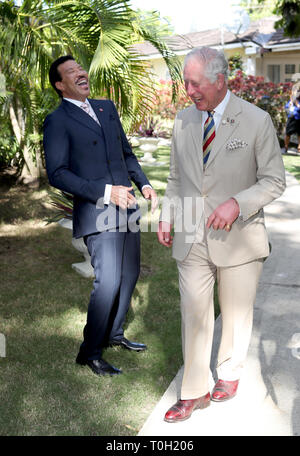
[164,393,210,423]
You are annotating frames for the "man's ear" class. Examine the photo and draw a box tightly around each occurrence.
[55,80,64,93]
[216,73,225,90]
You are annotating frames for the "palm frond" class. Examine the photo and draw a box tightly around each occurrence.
[45,188,74,224]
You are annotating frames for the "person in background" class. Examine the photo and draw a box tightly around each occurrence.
[283,83,300,153]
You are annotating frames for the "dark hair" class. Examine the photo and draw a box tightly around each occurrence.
[49,55,75,98]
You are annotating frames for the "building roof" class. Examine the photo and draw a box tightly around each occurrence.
[132,16,300,57]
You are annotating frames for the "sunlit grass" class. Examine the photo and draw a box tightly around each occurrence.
[2,146,294,436]
[0,149,181,436]
[282,154,300,182]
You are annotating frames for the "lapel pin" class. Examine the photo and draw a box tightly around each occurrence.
[99,108,103,112]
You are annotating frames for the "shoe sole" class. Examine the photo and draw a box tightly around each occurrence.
[76,360,122,376]
[211,393,237,402]
[164,400,210,423]
[109,343,147,352]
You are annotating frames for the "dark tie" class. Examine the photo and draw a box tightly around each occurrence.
[203,110,215,166]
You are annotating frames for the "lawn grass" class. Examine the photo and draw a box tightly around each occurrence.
[0,147,182,436]
[282,153,300,183]
[1,147,297,436]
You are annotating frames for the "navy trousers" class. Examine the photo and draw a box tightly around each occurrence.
[80,228,140,360]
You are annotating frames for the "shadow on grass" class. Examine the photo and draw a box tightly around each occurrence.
[0,219,182,435]
[0,179,51,225]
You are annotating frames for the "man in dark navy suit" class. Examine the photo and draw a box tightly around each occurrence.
[43,56,157,376]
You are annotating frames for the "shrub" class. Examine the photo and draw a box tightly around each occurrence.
[152,80,191,120]
[152,75,292,136]
[228,70,292,135]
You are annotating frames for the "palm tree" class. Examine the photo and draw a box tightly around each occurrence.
[0,0,70,182]
[0,0,182,183]
[47,0,182,129]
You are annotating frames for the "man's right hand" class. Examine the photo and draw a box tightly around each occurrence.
[157,221,173,247]
[110,186,136,210]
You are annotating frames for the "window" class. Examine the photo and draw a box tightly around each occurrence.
[267,65,280,83]
[285,64,296,74]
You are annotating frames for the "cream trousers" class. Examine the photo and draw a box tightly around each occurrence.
[177,239,263,400]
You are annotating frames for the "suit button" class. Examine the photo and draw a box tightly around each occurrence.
[107,160,110,165]
[93,140,97,145]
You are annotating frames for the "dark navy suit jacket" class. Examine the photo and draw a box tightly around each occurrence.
[43,98,150,238]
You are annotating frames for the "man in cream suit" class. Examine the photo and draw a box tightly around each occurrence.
[157,47,286,422]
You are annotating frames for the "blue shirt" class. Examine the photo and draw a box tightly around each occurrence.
[285,101,300,120]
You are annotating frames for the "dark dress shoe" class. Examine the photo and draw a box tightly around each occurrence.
[164,393,210,423]
[211,379,239,402]
[109,337,147,352]
[76,353,122,376]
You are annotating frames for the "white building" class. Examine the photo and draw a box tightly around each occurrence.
[133,16,300,84]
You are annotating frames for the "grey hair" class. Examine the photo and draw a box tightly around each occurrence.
[184,47,229,83]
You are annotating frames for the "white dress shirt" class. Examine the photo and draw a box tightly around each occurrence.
[201,89,230,133]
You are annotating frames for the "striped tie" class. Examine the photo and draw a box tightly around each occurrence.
[81,102,100,126]
[203,110,215,166]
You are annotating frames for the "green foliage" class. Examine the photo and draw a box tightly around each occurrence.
[151,80,191,121]
[228,70,292,135]
[240,0,277,20]
[228,53,245,78]
[273,0,300,36]
[0,96,19,168]
[151,73,292,139]
[46,189,74,223]
[0,135,20,169]
[136,117,169,138]
[0,0,182,176]
[133,8,175,37]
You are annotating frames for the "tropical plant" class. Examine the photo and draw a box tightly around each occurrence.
[228,70,292,134]
[273,0,300,36]
[151,80,191,121]
[253,0,300,37]
[0,0,66,181]
[240,0,277,20]
[79,0,182,131]
[0,0,182,183]
[137,117,168,138]
[228,53,245,78]
[46,189,74,223]
[151,74,292,138]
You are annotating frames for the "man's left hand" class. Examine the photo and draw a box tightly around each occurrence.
[206,198,240,232]
[142,187,158,214]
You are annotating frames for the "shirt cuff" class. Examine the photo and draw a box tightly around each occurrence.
[104,184,151,205]
[104,184,112,205]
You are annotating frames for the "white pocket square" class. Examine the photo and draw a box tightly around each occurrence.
[226,138,248,150]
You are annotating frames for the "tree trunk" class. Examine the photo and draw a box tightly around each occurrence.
[9,102,40,186]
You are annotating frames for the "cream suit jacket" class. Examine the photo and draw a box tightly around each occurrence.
[160,92,286,267]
